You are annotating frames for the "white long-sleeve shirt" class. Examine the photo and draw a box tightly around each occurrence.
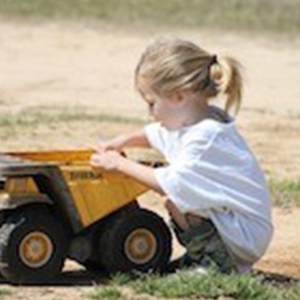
[144,115,273,273]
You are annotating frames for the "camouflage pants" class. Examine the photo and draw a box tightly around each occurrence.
[171,218,236,273]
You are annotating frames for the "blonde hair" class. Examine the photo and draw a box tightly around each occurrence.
[135,38,243,114]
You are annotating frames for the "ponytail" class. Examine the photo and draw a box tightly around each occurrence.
[210,56,243,114]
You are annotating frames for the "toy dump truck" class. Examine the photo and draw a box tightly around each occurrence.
[0,150,172,284]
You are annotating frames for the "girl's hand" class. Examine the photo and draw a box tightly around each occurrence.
[90,151,124,171]
[96,136,126,154]
[91,149,163,194]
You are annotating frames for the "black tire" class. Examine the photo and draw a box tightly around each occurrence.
[97,208,172,273]
[81,259,107,274]
[0,209,67,284]
[81,200,141,273]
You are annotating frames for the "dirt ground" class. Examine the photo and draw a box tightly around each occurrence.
[0,20,300,299]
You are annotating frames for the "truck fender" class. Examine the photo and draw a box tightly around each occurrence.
[0,194,53,210]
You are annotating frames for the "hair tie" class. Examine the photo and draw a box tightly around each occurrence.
[210,55,218,65]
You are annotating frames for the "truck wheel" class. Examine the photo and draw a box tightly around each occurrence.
[0,209,67,284]
[98,208,172,273]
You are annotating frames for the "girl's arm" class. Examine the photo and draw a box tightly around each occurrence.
[90,151,164,194]
[97,130,151,153]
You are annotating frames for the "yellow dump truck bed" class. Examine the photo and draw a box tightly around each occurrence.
[0,149,156,228]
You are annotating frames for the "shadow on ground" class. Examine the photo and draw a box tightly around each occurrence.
[253,269,300,288]
[0,268,108,287]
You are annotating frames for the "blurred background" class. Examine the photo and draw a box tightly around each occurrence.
[0,0,299,34]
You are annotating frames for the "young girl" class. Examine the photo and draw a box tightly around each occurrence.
[90,38,273,274]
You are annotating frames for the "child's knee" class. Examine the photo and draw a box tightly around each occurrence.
[165,200,189,231]
[164,199,176,213]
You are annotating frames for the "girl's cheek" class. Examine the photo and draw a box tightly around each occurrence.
[150,110,159,121]
[153,107,159,118]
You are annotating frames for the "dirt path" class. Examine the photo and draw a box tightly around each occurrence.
[0,20,299,298]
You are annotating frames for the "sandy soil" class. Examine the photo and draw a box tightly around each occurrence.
[0,20,299,298]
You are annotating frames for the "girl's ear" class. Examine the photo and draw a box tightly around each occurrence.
[172,90,192,107]
[171,90,186,104]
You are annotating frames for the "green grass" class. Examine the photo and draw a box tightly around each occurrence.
[110,272,132,286]
[269,178,300,208]
[88,286,123,300]
[107,269,300,300]
[0,0,299,35]
[0,106,146,139]
[0,289,12,298]
[0,107,145,128]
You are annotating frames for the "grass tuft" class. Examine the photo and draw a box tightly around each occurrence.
[110,272,132,286]
[269,178,300,208]
[129,270,274,299]
[88,286,123,300]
